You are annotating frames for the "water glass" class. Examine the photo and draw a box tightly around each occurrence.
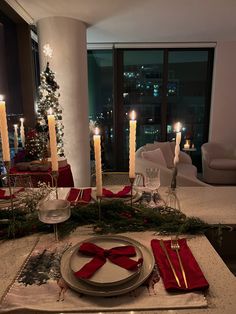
[145,168,160,207]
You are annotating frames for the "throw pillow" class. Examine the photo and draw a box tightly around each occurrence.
[154,141,174,168]
[141,148,167,167]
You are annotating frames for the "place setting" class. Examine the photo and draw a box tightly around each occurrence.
[60,234,154,297]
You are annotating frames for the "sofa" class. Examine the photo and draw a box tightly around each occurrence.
[136,141,208,187]
[201,142,236,184]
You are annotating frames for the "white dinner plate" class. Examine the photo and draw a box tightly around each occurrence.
[61,235,154,297]
[70,236,143,287]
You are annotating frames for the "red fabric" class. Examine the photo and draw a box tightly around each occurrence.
[10,165,74,187]
[66,188,92,203]
[151,239,209,291]
[0,188,24,199]
[67,188,80,202]
[102,186,131,198]
[74,242,143,279]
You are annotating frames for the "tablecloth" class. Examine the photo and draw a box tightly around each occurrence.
[10,164,74,187]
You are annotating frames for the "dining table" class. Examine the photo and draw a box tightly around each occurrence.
[0,186,235,314]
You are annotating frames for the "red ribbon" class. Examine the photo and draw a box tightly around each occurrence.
[74,242,143,279]
[102,186,131,198]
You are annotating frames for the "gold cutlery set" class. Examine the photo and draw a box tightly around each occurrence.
[160,238,188,288]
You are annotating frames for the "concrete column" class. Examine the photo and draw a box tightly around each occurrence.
[37,17,90,186]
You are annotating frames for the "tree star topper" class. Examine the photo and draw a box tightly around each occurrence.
[43,43,53,58]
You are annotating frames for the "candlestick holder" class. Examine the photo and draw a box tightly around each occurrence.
[4,161,14,210]
[129,177,135,208]
[4,161,15,237]
[171,166,178,190]
[97,195,102,222]
[52,171,59,199]
[165,166,181,211]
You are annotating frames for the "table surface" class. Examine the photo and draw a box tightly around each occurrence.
[0,186,236,314]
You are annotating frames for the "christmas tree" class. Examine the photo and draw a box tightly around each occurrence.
[36,61,65,157]
[25,129,48,161]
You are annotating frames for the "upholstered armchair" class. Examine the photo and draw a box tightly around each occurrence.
[135,142,207,187]
[201,142,236,184]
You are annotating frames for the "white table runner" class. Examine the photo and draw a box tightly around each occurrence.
[0,229,207,312]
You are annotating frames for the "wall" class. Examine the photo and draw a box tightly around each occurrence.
[209,41,236,146]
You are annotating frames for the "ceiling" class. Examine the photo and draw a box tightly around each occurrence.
[11,0,236,43]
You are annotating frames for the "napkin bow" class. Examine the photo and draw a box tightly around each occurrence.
[102,186,131,198]
[74,242,143,279]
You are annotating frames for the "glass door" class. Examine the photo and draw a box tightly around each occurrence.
[118,50,164,168]
[166,49,213,168]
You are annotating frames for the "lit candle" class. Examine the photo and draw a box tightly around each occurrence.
[47,109,58,171]
[13,124,18,153]
[93,127,102,197]
[184,139,190,149]
[174,122,182,166]
[0,96,10,161]
[20,118,25,148]
[129,110,137,179]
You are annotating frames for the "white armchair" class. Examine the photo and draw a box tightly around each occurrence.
[136,142,208,187]
[201,142,236,184]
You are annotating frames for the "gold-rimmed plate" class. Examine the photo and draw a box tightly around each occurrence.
[61,235,154,297]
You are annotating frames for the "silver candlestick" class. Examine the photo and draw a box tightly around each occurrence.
[4,161,15,237]
[51,171,59,199]
[129,177,135,208]
[4,161,14,211]
[165,166,180,210]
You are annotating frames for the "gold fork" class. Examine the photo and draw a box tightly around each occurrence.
[171,239,188,288]
[159,239,181,287]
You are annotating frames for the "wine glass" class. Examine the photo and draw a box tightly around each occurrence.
[145,168,160,208]
[38,199,71,241]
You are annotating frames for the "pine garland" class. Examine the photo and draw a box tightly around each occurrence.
[0,200,211,240]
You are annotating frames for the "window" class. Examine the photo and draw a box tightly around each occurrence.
[88,50,114,168]
[88,48,214,171]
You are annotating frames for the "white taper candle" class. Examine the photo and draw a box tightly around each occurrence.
[47,109,58,171]
[93,127,103,197]
[13,124,18,153]
[0,96,10,161]
[20,118,25,148]
[129,110,137,179]
[174,122,182,166]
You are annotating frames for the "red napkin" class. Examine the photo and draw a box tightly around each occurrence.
[151,239,209,291]
[102,186,131,198]
[0,188,24,200]
[66,188,92,203]
[74,242,143,279]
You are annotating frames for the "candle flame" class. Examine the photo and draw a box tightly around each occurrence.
[130,110,136,121]
[175,122,182,132]
[20,117,24,123]
[13,124,18,128]
[94,127,100,135]
[0,95,4,101]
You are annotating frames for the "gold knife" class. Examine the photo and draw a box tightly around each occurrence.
[159,239,181,287]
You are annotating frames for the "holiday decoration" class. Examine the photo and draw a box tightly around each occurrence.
[25,129,48,161]
[36,53,64,157]
[0,194,211,240]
